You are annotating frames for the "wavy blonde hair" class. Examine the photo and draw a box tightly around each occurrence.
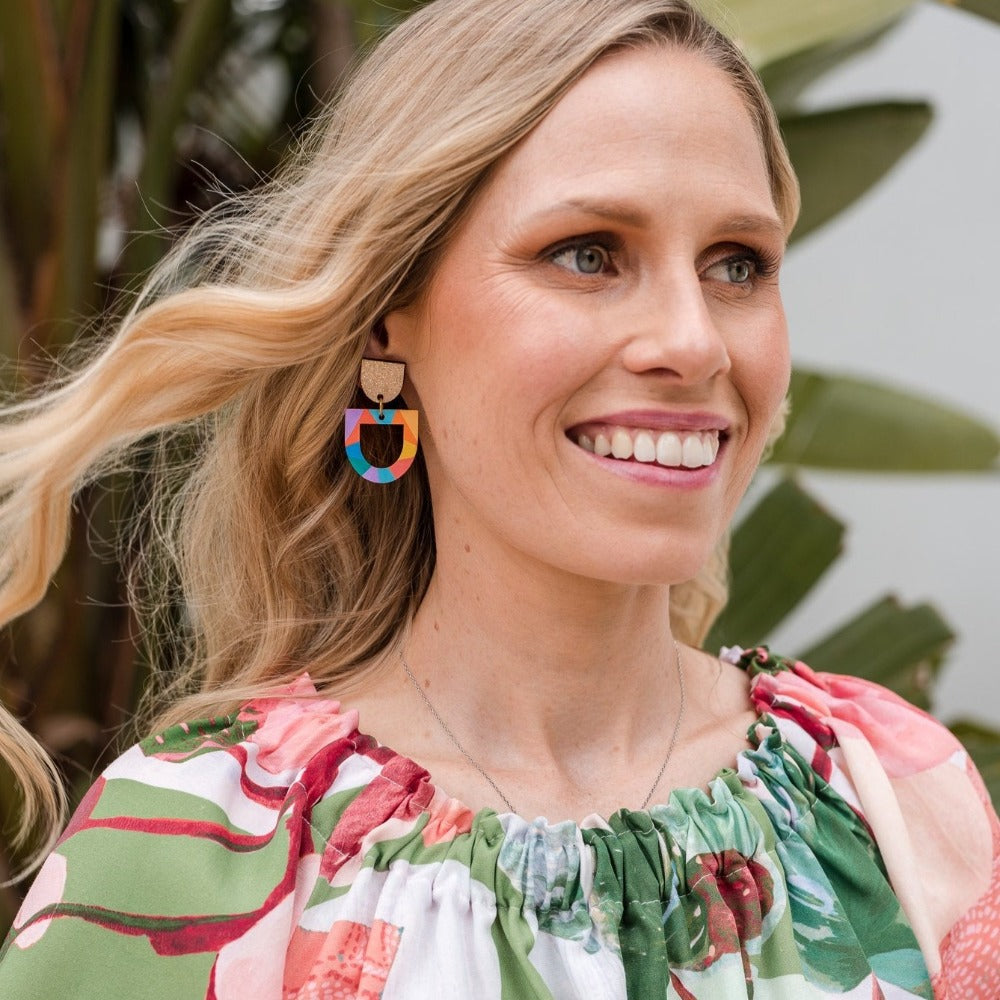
[0,0,799,867]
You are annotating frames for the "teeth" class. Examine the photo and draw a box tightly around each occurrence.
[681,435,704,468]
[656,432,682,467]
[577,426,721,469]
[634,431,656,463]
[611,429,633,459]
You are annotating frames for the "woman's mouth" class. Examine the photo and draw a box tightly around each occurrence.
[570,426,723,469]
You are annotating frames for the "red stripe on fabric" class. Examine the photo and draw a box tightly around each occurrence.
[320,753,433,881]
[71,814,281,851]
[57,776,106,844]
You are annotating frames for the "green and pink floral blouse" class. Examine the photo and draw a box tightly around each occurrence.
[2,648,998,998]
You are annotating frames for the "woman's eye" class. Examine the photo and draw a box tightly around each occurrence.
[703,247,780,288]
[725,259,753,283]
[551,242,613,275]
[705,255,756,285]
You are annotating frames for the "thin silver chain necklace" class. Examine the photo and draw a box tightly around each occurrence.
[401,641,686,815]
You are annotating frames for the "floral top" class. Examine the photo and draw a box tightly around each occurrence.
[2,648,998,999]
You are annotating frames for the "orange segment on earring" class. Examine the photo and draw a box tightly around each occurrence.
[344,408,419,483]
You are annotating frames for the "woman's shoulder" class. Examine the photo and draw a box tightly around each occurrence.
[736,645,992,835]
[0,675,465,997]
[735,644,969,776]
[738,645,1000,993]
[68,674,366,824]
[62,673,458,847]
[732,644,994,864]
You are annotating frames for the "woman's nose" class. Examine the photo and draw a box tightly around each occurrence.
[620,272,731,384]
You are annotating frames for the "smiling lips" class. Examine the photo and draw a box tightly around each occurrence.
[574,427,722,469]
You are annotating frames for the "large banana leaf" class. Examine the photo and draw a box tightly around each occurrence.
[796,596,954,709]
[940,0,1000,25]
[47,3,119,339]
[0,0,58,272]
[760,23,901,112]
[123,0,233,281]
[760,0,1000,111]
[949,720,1000,806]
[697,0,916,69]
[782,102,932,242]
[773,370,1000,471]
[706,477,844,649]
[0,3,119,347]
[346,0,429,45]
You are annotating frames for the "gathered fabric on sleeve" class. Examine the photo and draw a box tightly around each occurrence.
[744,647,1000,998]
[2,652,997,999]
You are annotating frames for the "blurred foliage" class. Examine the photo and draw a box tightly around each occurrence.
[1,0,999,930]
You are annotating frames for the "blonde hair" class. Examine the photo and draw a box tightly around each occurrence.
[0,0,798,868]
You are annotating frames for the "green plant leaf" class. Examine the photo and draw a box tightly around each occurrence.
[124,0,233,282]
[0,0,61,283]
[949,720,1000,808]
[0,226,19,364]
[46,2,120,339]
[346,0,429,46]
[772,370,1000,471]
[759,23,899,112]
[782,102,932,242]
[796,596,953,709]
[706,477,844,650]
[936,0,1000,26]
[696,0,916,69]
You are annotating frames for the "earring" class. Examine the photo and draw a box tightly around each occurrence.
[344,359,419,483]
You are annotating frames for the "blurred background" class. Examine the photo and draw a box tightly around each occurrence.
[770,1,1000,727]
[1,0,998,929]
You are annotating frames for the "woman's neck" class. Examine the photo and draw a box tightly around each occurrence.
[402,527,683,771]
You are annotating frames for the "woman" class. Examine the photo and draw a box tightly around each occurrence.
[0,0,996,996]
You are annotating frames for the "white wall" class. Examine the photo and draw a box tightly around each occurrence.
[771,2,1000,724]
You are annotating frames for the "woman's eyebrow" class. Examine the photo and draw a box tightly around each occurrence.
[527,198,650,228]
[723,214,787,242]
[525,200,786,241]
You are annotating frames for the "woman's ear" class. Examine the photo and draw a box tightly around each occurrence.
[368,317,390,354]
[366,307,423,407]
[371,305,421,361]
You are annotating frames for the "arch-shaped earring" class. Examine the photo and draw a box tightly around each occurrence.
[344,359,419,483]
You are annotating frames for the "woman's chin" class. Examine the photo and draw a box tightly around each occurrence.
[549,539,721,590]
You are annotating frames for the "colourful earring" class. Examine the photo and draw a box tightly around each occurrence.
[344,359,419,483]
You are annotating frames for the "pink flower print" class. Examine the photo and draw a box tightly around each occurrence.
[239,675,360,775]
[11,852,67,949]
[421,791,475,847]
[282,920,402,1000]
[680,850,774,977]
[211,891,297,998]
[755,661,960,778]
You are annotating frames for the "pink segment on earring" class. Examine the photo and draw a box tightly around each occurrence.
[344,407,419,483]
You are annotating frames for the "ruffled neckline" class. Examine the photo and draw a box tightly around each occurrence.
[331,644,790,834]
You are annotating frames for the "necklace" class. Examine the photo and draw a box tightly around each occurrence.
[401,641,686,815]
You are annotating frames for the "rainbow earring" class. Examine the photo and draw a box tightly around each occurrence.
[344,359,419,483]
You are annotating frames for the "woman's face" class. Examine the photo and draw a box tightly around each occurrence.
[386,45,790,586]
